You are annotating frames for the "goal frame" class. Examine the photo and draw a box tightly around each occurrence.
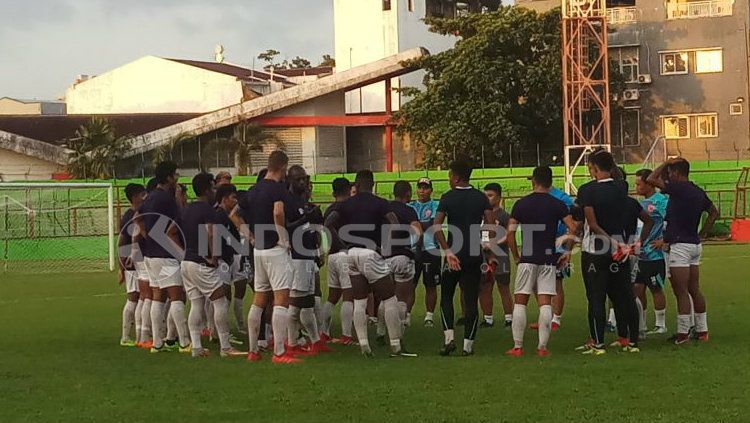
[0,182,115,271]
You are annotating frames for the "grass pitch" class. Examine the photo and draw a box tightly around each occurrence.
[1,244,749,423]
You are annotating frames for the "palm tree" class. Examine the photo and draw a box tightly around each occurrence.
[151,132,195,168]
[66,117,130,179]
[224,123,280,176]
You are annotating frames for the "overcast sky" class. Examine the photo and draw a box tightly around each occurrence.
[0,0,514,100]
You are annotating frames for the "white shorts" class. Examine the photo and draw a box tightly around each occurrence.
[180,261,223,301]
[144,257,182,289]
[514,263,557,296]
[253,246,293,292]
[135,261,150,282]
[386,256,415,283]
[290,259,316,297]
[327,252,352,290]
[218,260,233,286]
[124,270,139,294]
[347,248,391,283]
[668,243,702,268]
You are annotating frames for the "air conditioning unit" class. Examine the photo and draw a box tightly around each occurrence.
[638,74,652,84]
[623,89,640,101]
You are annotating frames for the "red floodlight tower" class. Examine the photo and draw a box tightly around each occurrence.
[561,0,612,194]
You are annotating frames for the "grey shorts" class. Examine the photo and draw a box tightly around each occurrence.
[347,248,391,283]
[327,252,352,289]
[253,246,293,292]
[386,256,416,283]
[144,257,182,289]
[291,259,316,297]
[514,263,557,296]
[180,261,222,301]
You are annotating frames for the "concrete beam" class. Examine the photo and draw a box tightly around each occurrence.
[0,130,72,165]
[125,47,428,157]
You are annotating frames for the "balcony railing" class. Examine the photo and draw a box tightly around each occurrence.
[606,7,637,24]
[667,0,733,20]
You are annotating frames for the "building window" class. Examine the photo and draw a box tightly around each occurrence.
[408,0,415,12]
[383,0,391,11]
[696,114,718,138]
[619,109,641,146]
[613,47,639,83]
[662,115,690,139]
[661,51,688,75]
[695,49,723,73]
[426,0,455,18]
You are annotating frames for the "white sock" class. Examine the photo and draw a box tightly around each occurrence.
[425,311,434,321]
[538,304,552,350]
[321,301,335,336]
[272,305,289,356]
[140,299,152,342]
[444,329,454,344]
[463,338,474,353]
[134,299,143,343]
[484,315,494,325]
[265,323,273,342]
[608,308,617,326]
[405,312,412,327]
[150,301,165,348]
[694,312,708,333]
[398,301,408,327]
[341,300,353,337]
[314,295,323,328]
[504,313,513,323]
[205,300,215,334]
[287,305,301,347]
[300,307,320,343]
[247,305,263,353]
[166,308,177,341]
[376,301,386,336]
[677,314,691,335]
[169,301,191,348]
[121,300,137,342]
[233,297,245,332]
[212,297,231,350]
[512,304,527,349]
[635,298,647,333]
[188,297,205,350]
[655,309,666,329]
[353,298,370,350]
[552,314,562,325]
[382,296,402,350]
[162,300,170,337]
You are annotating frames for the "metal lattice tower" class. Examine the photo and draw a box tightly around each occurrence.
[561,0,612,194]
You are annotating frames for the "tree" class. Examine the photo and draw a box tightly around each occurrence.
[396,6,621,168]
[209,123,280,175]
[66,117,130,179]
[290,56,312,69]
[151,132,194,168]
[258,49,281,71]
[319,54,336,67]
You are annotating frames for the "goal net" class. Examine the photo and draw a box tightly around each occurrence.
[0,183,115,273]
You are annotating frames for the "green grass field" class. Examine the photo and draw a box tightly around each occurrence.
[1,244,749,422]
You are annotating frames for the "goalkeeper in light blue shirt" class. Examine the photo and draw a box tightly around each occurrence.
[408,177,441,327]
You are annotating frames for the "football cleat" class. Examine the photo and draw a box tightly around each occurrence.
[537,348,550,357]
[505,347,524,357]
[139,340,154,350]
[192,348,211,358]
[220,347,244,358]
[551,322,561,331]
[461,349,474,357]
[696,331,709,342]
[319,332,332,344]
[647,326,667,335]
[149,345,166,354]
[120,340,137,347]
[287,344,316,357]
[504,320,513,328]
[673,333,690,345]
[247,352,262,362]
[272,352,303,364]
[581,345,606,356]
[574,339,595,351]
[439,340,457,356]
[332,336,356,346]
[178,343,192,354]
[479,320,494,329]
[390,347,418,358]
[622,344,640,353]
[424,318,435,328]
[609,337,629,348]
[228,334,243,346]
[311,340,333,353]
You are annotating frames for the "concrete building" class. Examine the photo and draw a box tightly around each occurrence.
[65,56,293,114]
[518,0,750,162]
[0,97,66,115]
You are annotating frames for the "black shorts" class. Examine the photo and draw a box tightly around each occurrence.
[634,259,667,289]
[415,249,442,287]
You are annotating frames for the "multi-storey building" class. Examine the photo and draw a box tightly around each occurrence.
[519,0,750,162]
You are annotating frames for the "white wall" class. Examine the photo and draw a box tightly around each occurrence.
[334,0,456,113]
[65,56,245,114]
[0,148,62,181]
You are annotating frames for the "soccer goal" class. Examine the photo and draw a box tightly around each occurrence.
[0,183,115,273]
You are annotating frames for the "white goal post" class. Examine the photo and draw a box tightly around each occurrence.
[0,182,115,273]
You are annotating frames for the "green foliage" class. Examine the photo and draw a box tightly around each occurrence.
[396,6,564,168]
[151,132,194,168]
[209,123,279,176]
[319,54,336,67]
[290,56,312,69]
[66,117,130,179]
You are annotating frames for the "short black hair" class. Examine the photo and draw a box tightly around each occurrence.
[531,166,553,188]
[145,178,158,193]
[669,158,690,176]
[449,160,473,182]
[256,168,268,182]
[635,168,653,181]
[332,177,351,197]
[268,150,289,172]
[191,172,214,197]
[483,182,502,196]
[355,170,375,192]
[215,184,237,204]
[124,183,145,203]
[393,180,412,199]
[589,150,615,173]
[155,161,178,184]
